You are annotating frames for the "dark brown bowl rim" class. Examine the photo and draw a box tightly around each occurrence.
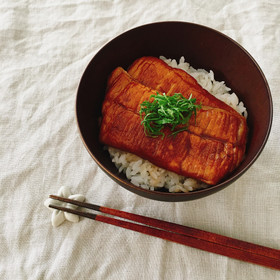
[75,21,273,201]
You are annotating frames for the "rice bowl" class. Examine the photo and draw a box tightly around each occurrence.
[76,21,272,201]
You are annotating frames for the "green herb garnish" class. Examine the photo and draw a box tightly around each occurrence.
[139,93,201,138]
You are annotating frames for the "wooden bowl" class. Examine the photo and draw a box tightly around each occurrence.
[76,22,272,202]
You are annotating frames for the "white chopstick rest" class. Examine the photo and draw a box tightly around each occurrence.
[44,186,85,227]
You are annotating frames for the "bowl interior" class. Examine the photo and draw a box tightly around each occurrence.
[76,22,272,201]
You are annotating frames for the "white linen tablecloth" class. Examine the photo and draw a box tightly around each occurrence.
[1,0,280,279]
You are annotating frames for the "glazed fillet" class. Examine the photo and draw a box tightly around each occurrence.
[128,56,240,116]
[100,101,244,185]
[103,67,247,148]
[100,66,247,185]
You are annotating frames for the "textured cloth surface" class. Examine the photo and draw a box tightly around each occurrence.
[1,0,280,279]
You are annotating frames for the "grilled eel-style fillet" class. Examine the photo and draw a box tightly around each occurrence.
[100,67,247,185]
[128,56,240,116]
[100,102,243,185]
[103,67,247,148]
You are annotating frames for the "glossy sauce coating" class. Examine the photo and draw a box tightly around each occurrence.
[100,57,248,185]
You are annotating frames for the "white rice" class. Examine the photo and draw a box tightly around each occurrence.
[108,56,247,193]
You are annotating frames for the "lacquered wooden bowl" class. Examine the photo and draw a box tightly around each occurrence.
[76,22,272,202]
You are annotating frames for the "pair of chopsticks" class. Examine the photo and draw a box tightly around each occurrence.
[49,195,280,270]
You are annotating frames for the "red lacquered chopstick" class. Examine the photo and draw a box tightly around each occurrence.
[49,195,280,270]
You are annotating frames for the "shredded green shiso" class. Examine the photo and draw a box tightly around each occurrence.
[139,93,201,138]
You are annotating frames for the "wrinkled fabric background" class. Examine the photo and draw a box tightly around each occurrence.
[1,0,279,279]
